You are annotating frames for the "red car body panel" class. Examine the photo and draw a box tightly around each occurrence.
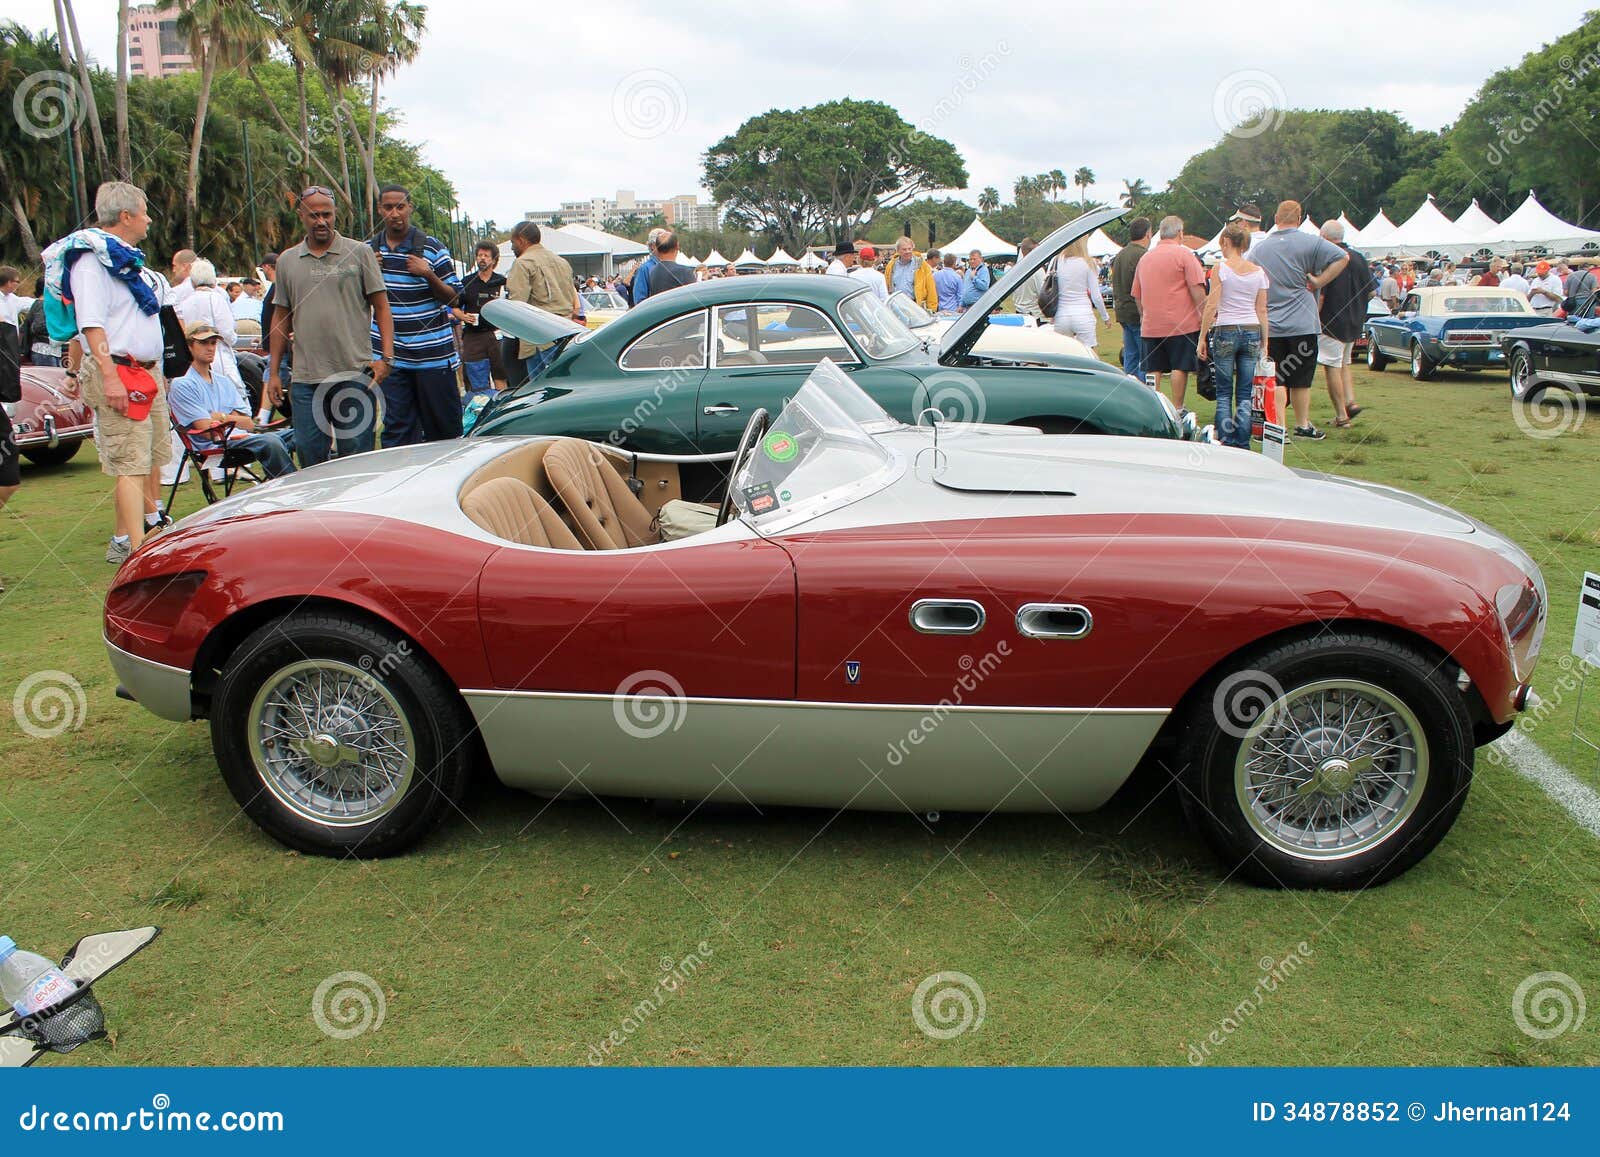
[110,504,1524,731]
[11,366,94,450]
[477,538,796,698]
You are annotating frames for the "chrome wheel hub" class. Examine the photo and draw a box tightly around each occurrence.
[249,659,416,827]
[1234,679,1428,860]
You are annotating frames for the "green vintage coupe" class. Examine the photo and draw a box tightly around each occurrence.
[472,208,1192,454]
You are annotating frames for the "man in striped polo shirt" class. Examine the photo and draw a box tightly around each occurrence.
[371,184,464,444]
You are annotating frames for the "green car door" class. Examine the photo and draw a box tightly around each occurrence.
[696,301,922,449]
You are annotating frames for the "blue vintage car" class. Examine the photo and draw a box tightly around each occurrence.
[1364,285,1538,380]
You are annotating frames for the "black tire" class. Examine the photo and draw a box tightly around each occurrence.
[210,611,474,857]
[1409,341,1437,381]
[1365,337,1389,371]
[21,439,83,466]
[1509,347,1541,401]
[1176,630,1473,890]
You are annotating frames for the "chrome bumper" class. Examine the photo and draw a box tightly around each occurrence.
[105,637,193,722]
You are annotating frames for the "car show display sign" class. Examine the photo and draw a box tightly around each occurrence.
[1261,422,1286,463]
[1574,572,1600,668]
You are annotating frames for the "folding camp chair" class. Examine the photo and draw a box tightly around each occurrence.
[165,413,269,514]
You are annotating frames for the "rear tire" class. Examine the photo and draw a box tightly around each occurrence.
[1509,347,1540,401]
[1409,341,1437,381]
[210,611,474,857]
[1176,630,1473,889]
[1365,337,1389,371]
[21,439,83,466]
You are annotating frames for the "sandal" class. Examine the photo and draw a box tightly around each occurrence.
[1346,404,1363,419]
[1333,418,1352,428]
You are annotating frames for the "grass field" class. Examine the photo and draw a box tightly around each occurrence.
[2,330,1598,1067]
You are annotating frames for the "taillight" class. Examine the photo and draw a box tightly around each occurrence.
[106,571,207,644]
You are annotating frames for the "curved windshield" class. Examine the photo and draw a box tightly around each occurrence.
[884,290,937,331]
[732,360,900,530]
[838,290,922,359]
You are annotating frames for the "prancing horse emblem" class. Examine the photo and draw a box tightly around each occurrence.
[844,660,861,685]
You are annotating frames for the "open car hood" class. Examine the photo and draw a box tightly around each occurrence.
[939,206,1126,364]
[481,298,587,347]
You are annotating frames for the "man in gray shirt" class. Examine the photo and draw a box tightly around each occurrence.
[266,188,393,467]
[1250,200,1347,440]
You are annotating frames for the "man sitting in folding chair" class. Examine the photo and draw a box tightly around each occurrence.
[167,321,296,507]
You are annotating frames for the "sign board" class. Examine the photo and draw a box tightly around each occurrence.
[1575,572,1600,668]
[1261,422,1286,464]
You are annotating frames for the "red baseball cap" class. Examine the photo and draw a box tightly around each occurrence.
[858,245,876,261]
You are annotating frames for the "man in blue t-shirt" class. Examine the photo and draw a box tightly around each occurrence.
[370,184,464,445]
[933,252,963,314]
[168,322,296,477]
[959,250,991,309]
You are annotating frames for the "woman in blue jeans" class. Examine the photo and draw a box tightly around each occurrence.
[1197,225,1269,449]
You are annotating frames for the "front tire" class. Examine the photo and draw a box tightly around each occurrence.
[1365,336,1389,371]
[1509,347,1541,401]
[210,612,474,857]
[1177,630,1473,889]
[1409,341,1437,381]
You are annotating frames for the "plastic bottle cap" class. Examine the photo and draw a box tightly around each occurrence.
[0,936,14,961]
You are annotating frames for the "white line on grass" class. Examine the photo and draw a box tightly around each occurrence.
[1490,728,1600,840]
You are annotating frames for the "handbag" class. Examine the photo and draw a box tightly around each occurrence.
[1195,352,1217,401]
[1037,260,1060,319]
[159,305,192,379]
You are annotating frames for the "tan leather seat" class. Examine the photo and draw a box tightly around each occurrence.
[543,439,658,550]
[461,476,584,549]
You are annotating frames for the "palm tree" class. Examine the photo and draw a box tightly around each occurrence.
[178,0,273,248]
[1012,175,1034,203]
[358,2,426,227]
[1049,168,1066,203]
[114,0,129,177]
[56,0,109,179]
[1121,178,1150,208]
[1074,167,1095,208]
[977,186,999,215]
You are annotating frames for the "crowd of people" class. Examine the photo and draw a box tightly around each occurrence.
[3,178,1592,569]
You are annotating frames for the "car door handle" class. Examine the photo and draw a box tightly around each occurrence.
[908,598,986,635]
[703,403,740,415]
[1015,603,1093,640]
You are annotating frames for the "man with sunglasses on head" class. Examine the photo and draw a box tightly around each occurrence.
[265,186,393,468]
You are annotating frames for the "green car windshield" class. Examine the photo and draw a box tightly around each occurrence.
[732,360,901,531]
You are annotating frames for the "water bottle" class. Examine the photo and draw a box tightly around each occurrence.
[0,936,76,1016]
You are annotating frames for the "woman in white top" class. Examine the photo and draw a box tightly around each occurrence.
[1049,237,1109,355]
[1197,224,1269,449]
[175,259,243,394]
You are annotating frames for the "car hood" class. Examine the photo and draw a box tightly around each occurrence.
[856,428,1479,540]
[940,206,1126,364]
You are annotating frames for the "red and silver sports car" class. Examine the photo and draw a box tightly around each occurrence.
[106,363,1547,888]
[6,366,94,466]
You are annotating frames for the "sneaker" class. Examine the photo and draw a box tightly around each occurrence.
[1293,424,1327,441]
[106,536,131,565]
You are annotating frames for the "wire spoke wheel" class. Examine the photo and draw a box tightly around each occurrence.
[1234,679,1428,861]
[249,659,416,827]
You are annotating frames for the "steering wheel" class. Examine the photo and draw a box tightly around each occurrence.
[717,406,772,526]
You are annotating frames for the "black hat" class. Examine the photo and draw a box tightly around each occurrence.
[833,241,856,257]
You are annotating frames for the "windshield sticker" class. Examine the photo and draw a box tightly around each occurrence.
[741,480,779,515]
[762,431,799,462]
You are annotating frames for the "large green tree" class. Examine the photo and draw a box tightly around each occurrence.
[702,98,967,254]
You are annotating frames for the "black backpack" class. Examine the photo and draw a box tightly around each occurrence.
[1037,260,1060,319]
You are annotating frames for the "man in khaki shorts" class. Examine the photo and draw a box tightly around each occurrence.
[66,181,172,563]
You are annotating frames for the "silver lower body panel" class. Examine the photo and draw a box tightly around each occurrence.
[105,637,193,722]
[464,691,1167,813]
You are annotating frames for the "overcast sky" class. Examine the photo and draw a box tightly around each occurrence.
[7,0,1593,227]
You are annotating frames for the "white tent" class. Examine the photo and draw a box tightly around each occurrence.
[1086,228,1120,258]
[1359,195,1479,259]
[940,217,1017,260]
[558,223,649,260]
[496,227,609,278]
[1483,191,1600,253]
[1335,214,1362,245]
[1454,200,1499,238]
[679,253,701,268]
[798,251,827,270]
[702,249,730,268]
[733,248,765,268]
[766,247,799,267]
[1357,209,1399,248]
[1270,215,1319,235]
